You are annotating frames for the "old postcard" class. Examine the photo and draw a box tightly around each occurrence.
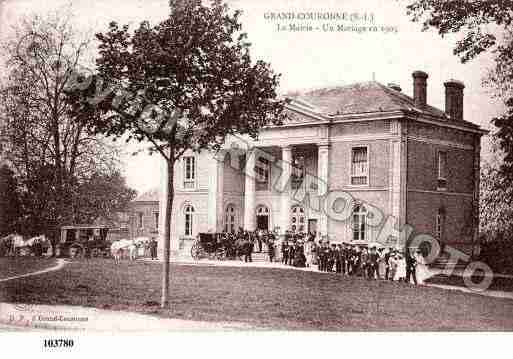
[0,0,512,356]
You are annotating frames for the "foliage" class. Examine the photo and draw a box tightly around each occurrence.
[0,10,135,238]
[68,0,285,305]
[73,171,137,224]
[0,165,22,236]
[70,0,284,159]
[480,144,513,240]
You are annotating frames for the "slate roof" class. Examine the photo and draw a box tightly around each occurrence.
[286,81,479,129]
[134,188,160,202]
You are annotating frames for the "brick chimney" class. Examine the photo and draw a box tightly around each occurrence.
[444,79,465,121]
[412,70,428,107]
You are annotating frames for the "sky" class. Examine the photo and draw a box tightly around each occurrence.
[0,0,505,195]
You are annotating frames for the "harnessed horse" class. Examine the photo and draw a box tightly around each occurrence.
[110,239,141,264]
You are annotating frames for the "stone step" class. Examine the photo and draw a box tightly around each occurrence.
[429,260,468,270]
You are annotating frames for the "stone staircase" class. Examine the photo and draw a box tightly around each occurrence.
[428,252,468,271]
[248,251,272,263]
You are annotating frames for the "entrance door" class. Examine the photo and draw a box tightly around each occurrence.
[256,205,270,231]
[308,219,317,236]
[257,216,269,231]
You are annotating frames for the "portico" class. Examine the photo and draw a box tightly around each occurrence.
[241,139,330,237]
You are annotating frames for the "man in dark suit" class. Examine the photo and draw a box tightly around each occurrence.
[383,248,392,280]
[368,247,380,279]
[281,240,289,265]
[150,237,158,260]
[405,248,418,285]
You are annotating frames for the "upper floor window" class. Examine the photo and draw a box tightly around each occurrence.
[291,155,305,190]
[437,151,447,190]
[351,147,368,186]
[255,157,270,191]
[137,212,144,229]
[183,156,195,189]
[154,212,159,229]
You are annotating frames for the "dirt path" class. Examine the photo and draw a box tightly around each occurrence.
[0,258,67,283]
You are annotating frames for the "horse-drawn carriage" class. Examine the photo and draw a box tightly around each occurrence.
[191,233,226,260]
[0,234,51,257]
[56,225,110,258]
[190,232,243,260]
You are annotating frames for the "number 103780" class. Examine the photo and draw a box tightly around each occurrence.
[43,339,74,348]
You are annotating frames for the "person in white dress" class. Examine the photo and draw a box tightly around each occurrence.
[394,253,407,281]
[414,250,429,284]
[304,239,316,268]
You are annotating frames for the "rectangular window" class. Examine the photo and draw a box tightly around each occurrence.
[255,157,270,190]
[438,151,447,189]
[351,147,368,186]
[137,212,144,229]
[183,156,195,189]
[291,155,305,190]
[154,212,159,229]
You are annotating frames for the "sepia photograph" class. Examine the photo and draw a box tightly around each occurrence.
[0,0,512,354]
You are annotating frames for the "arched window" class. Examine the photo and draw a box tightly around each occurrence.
[291,205,306,233]
[184,205,195,236]
[352,205,367,241]
[225,205,236,233]
[256,205,270,216]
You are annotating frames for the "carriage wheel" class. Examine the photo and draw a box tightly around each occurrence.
[70,246,84,259]
[190,243,202,260]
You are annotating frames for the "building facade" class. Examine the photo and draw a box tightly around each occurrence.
[158,71,486,257]
[129,189,160,240]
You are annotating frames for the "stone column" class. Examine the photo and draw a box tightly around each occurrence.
[317,143,330,238]
[243,148,256,230]
[280,146,292,234]
[208,153,224,232]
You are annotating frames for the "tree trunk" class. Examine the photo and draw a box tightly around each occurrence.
[161,156,175,308]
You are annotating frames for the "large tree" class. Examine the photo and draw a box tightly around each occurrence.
[480,137,513,240]
[405,1,513,176]
[0,10,135,241]
[69,0,284,307]
[0,165,21,236]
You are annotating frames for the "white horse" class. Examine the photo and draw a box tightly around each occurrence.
[110,239,135,264]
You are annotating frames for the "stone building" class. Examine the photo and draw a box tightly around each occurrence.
[129,189,159,240]
[158,71,486,257]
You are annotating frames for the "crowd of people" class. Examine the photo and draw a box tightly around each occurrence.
[217,229,424,285]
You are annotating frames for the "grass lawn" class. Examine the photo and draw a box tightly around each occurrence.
[1,258,513,330]
[0,257,58,280]
[425,274,513,293]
